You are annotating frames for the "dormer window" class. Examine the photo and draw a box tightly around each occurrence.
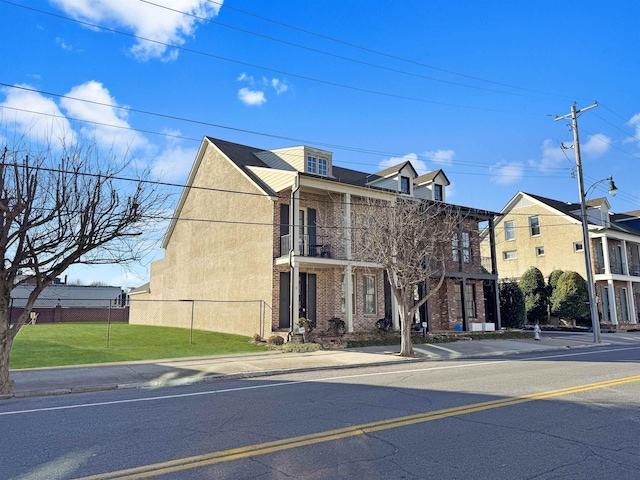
[400,176,411,195]
[318,158,327,176]
[434,184,443,201]
[307,155,328,176]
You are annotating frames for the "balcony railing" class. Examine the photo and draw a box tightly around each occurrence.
[279,234,337,258]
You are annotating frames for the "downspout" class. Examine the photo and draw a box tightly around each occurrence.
[288,174,300,340]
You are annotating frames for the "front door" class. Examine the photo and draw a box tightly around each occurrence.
[299,273,317,326]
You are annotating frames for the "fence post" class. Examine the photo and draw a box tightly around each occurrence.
[190,300,195,345]
[107,301,112,347]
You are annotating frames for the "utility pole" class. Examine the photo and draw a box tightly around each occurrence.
[555,101,601,343]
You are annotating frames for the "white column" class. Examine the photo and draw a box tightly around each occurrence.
[291,187,300,328]
[345,265,353,333]
[621,240,629,275]
[602,237,611,274]
[344,193,354,333]
[607,279,618,325]
[627,281,636,324]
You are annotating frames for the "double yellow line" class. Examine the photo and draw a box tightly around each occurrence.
[76,374,640,479]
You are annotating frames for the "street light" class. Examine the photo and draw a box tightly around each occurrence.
[580,176,618,344]
[556,102,617,344]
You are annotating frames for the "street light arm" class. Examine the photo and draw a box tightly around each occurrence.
[584,176,618,199]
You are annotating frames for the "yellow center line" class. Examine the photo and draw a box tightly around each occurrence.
[75,374,640,480]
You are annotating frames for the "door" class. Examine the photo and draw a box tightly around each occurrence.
[279,272,291,328]
[298,273,317,326]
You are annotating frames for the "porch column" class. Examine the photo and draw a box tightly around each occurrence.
[607,279,618,325]
[621,240,629,275]
[627,281,637,324]
[345,265,354,332]
[290,183,300,330]
[601,237,611,274]
[344,193,352,260]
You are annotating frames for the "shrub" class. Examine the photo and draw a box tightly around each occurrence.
[252,333,263,342]
[328,317,346,336]
[281,342,323,353]
[499,281,526,328]
[519,267,548,324]
[548,270,564,290]
[266,335,284,346]
[550,271,589,324]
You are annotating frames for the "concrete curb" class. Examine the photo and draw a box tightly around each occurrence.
[2,341,609,400]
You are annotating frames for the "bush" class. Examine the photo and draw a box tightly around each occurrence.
[548,270,564,290]
[266,335,284,346]
[281,342,323,353]
[550,271,589,324]
[499,281,526,328]
[519,267,548,324]
[252,333,263,342]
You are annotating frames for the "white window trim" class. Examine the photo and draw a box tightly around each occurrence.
[503,251,517,260]
[363,274,377,315]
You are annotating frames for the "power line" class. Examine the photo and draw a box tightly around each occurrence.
[138,0,567,102]
[0,0,549,116]
[0,86,575,175]
[204,0,580,101]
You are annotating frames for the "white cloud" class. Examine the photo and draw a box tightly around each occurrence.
[271,78,288,95]
[237,72,254,84]
[151,145,198,181]
[0,84,76,143]
[238,87,266,106]
[627,113,640,145]
[423,149,455,165]
[378,152,428,175]
[60,81,147,153]
[55,37,73,51]
[50,0,222,61]
[529,139,568,173]
[489,161,524,185]
[581,133,610,158]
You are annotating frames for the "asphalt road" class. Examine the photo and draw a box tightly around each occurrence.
[1,344,640,479]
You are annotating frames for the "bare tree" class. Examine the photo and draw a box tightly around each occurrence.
[0,138,165,394]
[352,197,462,357]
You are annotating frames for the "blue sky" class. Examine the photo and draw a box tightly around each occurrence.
[1,0,639,287]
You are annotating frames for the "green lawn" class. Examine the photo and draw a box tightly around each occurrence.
[10,323,269,369]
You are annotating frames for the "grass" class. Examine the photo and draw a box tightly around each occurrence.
[10,323,269,369]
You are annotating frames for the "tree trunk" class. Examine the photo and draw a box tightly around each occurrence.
[398,307,414,357]
[0,335,15,395]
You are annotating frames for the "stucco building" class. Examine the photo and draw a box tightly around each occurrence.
[481,191,640,326]
[129,137,501,338]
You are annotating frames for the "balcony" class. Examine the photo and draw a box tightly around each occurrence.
[280,234,336,258]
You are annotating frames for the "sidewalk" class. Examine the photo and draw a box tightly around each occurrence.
[2,333,617,399]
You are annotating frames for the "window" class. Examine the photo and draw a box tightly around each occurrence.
[453,231,471,263]
[454,283,463,318]
[465,284,476,318]
[318,158,327,176]
[504,221,515,241]
[529,216,540,236]
[307,155,317,174]
[400,176,411,194]
[363,275,377,314]
[341,274,356,314]
[573,242,584,252]
[503,251,517,260]
[452,233,459,262]
[434,184,443,201]
[462,231,471,263]
[536,246,545,256]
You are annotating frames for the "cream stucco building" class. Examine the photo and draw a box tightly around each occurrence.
[481,191,640,326]
[130,137,501,338]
